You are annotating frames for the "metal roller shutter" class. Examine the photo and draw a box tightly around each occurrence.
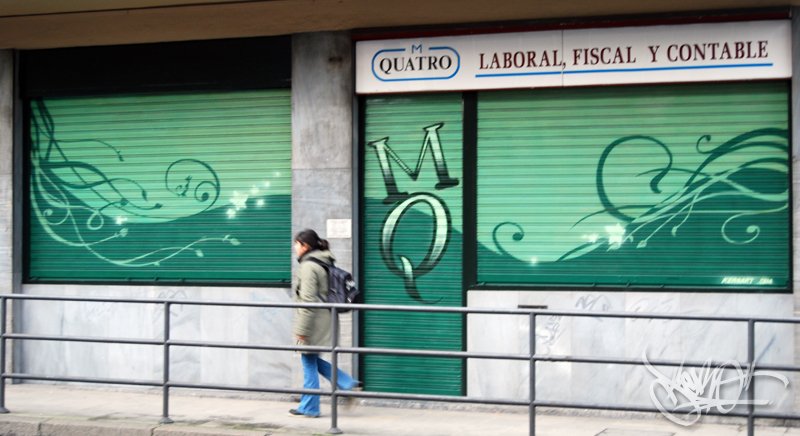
[362,94,464,395]
[28,89,292,283]
[477,82,789,289]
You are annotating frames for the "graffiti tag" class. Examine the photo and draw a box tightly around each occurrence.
[643,351,789,426]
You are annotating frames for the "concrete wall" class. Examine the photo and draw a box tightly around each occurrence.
[468,291,795,414]
[19,285,294,389]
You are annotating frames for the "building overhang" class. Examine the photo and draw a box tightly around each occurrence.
[0,0,797,49]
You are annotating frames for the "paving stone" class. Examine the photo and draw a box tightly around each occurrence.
[596,429,675,436]
[0,415,40,436]
[40,418,154,436]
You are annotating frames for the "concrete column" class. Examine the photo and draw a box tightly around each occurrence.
[0,50,12,377]
[291,32,354,267]
[792,7,800,413]
[291,32,356,380]
[0,51,12,293]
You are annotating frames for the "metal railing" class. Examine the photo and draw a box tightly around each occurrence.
[0,293,798,435]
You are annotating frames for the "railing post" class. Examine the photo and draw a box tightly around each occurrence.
[328,306,343,434]
[0,296,8,413]
[529,312,536,436]
[160,301,173,425]
[747,319,755,436]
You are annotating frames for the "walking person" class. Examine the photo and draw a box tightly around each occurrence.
[290,228,359,418]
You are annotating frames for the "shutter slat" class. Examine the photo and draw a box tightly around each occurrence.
[477,82,790,289]
[362,94,464,396]
[28,89,292,283]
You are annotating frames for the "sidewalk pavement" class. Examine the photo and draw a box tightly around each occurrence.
[0,383,797,436]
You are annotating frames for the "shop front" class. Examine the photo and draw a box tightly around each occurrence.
[356,18,793,402]
[16,36,298,386]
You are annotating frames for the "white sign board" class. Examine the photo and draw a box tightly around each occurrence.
[356,20,791,93]
[326,219,352,239]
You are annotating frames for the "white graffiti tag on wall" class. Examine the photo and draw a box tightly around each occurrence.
[642,351,789,426]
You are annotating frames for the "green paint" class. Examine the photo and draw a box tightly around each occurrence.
[477,82,789,289]
[28,90,291,283]
[363,94,464,396]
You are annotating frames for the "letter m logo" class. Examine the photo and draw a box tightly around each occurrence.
[367,123,459,204]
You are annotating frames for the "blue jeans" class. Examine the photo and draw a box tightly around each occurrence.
[297,353,357,416]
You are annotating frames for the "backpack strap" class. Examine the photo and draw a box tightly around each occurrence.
[305,257,331,272]
[303,257,331,303]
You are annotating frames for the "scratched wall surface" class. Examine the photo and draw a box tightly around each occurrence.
[17,284,295,389]
[467,290,795,417]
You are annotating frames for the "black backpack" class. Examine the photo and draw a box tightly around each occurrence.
[307,258,360,312]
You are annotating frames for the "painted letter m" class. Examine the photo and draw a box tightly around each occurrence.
[367,123,459,204]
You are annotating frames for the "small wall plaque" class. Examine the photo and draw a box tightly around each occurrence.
[327,219,352,239]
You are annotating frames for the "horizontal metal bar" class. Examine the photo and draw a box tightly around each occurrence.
[4,294,800,324]
[535,400,800,420]
[168,339,330,354]
[0,294,531,314]
[338,346,529,361]
[334,389,529,407]
[5,333,162,346]
[7,333,799,374]
[11,373,798,422]
[168,382,330,397]
[6,334,800,373]
[17,333,795,372]
[170,382,521,407]
[751,363,800,372]
[4,373,161,387]
[3,335,331,355]
[749,411,800,420]
[338,303,793,323]
[10,373,799,421]
[537,355,800,372]
[338,348,800,374]
[2,294,168,305]
[7,376,336,398]
[11,332,799,373]
[534,400,704,416]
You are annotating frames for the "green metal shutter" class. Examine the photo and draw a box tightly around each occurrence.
[477,82,789,289]
[28,90,292,283]
[362,94,464,395]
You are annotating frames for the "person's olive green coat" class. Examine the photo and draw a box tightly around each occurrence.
[292,249,334,347]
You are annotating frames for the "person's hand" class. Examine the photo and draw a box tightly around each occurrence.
[296,335,308,345]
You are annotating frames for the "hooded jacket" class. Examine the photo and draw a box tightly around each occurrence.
[292,249,335,347]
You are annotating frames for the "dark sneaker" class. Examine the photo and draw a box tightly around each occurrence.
[344,383,363,410]
[288,408,320,418]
